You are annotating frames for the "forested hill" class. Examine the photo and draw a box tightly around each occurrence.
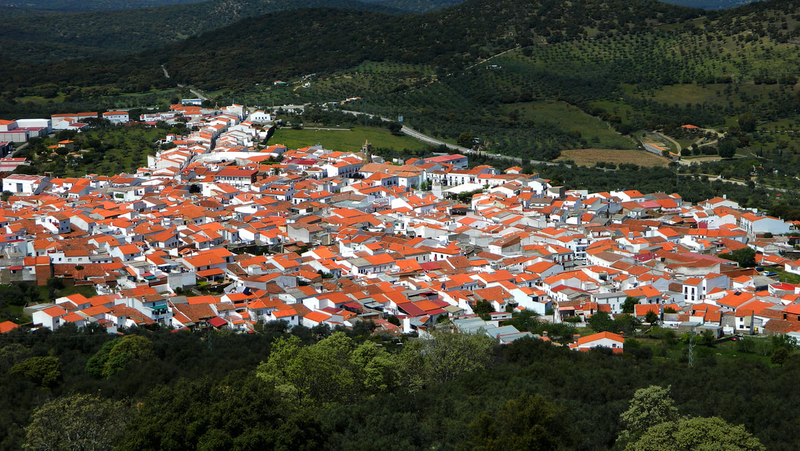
[0,0,708,91]
[663,0,759,8]
[0,0,208,12]
[0,0,769,64]
[362,0,466,13]
[0,0,403,63]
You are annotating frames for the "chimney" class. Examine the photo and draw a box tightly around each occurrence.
[542,330,548,337]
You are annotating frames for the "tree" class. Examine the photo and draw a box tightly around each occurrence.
[618,385,679,448]
[622,297,640,314]
[627,417,765,451]
[473,300,494,318]
[9,356,61,388]
[256,332,400,406]
[645,310,659,325]
[385,121,402,135]
[724,247,756,268]
[738,112,757,133]
[698,329,717,346]
[771,346,790,366]
[465,394,573,451]
[589,310,616,333]
[86,335,153,378]
[457,131,475,148]
[718,140,737,159]
[411,331,496,386]
[25,394,132,451]
[771,334,797,352]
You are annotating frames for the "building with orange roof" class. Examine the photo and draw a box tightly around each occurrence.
[569,331,625,354]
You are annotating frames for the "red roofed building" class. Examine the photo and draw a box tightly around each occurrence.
[214,168,258,189]
[423,154,468,169]
[569,331,625,354]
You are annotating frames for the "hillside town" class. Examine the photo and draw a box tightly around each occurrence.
[2,102,800,351]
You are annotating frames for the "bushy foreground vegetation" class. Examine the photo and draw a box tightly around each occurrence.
[1,320,799,450]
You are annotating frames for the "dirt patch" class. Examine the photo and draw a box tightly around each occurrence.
[557,149,671,167]
[679,156,722,165]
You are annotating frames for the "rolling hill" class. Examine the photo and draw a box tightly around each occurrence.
[4,0,800,168]
[0,0,767,64]
[0,0,208,12]
[0,0,403,63]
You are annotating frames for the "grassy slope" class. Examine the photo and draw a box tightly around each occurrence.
[558,149,671,167]
[270,126,429,152]
[516,101,637,149]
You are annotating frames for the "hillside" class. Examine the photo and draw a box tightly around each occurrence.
[0,0,208,11]
[6,0,800,169]
[664,0,760,8]
[0,0,402,63]
[0,0,765,64]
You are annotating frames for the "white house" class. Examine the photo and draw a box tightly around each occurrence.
[740,213,792,236]
[32,305,67,330]
[2,174,50,195]
[569,331,625,353]
[248,110,272,123]
[102,111,130,124]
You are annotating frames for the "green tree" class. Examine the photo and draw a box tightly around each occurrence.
[25,394,132,451]
[86,335,153,378]
[738,113,757,133]
[618,385,679,448]
[645,310,659,325]
[771,346,790,366]
[699,329,717,346]
[627,416,765,451]
[588,310,616,333]
[425,332,494,384]
[464,394,573,451]
[622,297,640,314]
[724,247,756,268]
[718,140,737,159]
[473,300,495,318]
[386,121,403,135]
[256,332,400,406]
[9,356,61,388]
[771,334,797,352]
[457,131,475,148]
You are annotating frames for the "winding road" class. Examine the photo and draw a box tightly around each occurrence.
[338,109,561,167]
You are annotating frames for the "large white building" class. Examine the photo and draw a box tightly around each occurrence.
[2,174,50,195]
[102,111,130,124]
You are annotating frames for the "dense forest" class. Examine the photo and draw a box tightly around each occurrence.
[0,0,208,11]
[0,0,402,63]
[0,318,797,451]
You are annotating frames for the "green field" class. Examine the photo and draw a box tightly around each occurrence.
[518,101,637,149]
[270,126,430,152]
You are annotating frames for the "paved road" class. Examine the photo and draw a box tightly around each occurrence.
[339,109,561,167]
[678,172,793,193]
[7,142,27,158]
[645,131,681,153]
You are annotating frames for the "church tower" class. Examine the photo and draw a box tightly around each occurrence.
[361,140,373,164]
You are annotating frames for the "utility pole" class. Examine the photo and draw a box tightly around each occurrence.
[688,326,695,368]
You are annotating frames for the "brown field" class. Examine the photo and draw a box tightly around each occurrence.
[557,148,671,167]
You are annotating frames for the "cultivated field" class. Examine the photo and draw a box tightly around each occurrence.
[518,101,637,150]
[270,126,430,152]
[558,148,671,167]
